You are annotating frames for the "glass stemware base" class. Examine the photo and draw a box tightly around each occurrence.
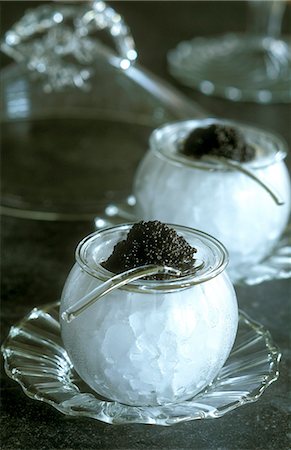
[168,33,291,103]
[2,302,280,426]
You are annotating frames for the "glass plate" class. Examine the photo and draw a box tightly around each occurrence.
[2,302,280,426]
[0,65,203,222]
[94,197,291,286]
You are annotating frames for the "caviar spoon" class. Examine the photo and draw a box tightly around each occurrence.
[62,262,204,323]
[202,155,284,205]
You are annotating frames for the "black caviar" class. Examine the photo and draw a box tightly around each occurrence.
[102,221,197,279]
[181,123,255,162]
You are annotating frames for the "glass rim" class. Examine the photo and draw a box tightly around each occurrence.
[75,223,229,293]
[149,118,288,171]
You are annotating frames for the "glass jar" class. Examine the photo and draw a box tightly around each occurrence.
[60,223,238,407]
[133,118,291,280]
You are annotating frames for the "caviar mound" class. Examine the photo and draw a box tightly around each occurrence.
[181,123,255,163]
[102,221,197,279]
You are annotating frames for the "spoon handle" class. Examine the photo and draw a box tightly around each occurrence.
[203,155,285,206]
[61,264,181,323]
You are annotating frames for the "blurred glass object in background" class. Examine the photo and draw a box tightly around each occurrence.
[0,1,204,221]
[168,0,291,103]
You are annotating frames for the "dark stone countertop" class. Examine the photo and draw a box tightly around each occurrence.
[1,2,291,449]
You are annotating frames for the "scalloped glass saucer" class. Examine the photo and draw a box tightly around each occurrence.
[94,196,291,286]
[2,302,280,426]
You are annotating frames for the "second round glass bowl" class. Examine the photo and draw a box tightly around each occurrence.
[133,119,291,280]
[60,223,238,407]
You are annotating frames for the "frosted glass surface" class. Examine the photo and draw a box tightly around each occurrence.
[61,268,237,406]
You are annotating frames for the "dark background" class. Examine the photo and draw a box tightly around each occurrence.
[1,1,291,449]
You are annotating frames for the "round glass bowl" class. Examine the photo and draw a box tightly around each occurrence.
[60,223,238,407]
[133,118,291,280]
